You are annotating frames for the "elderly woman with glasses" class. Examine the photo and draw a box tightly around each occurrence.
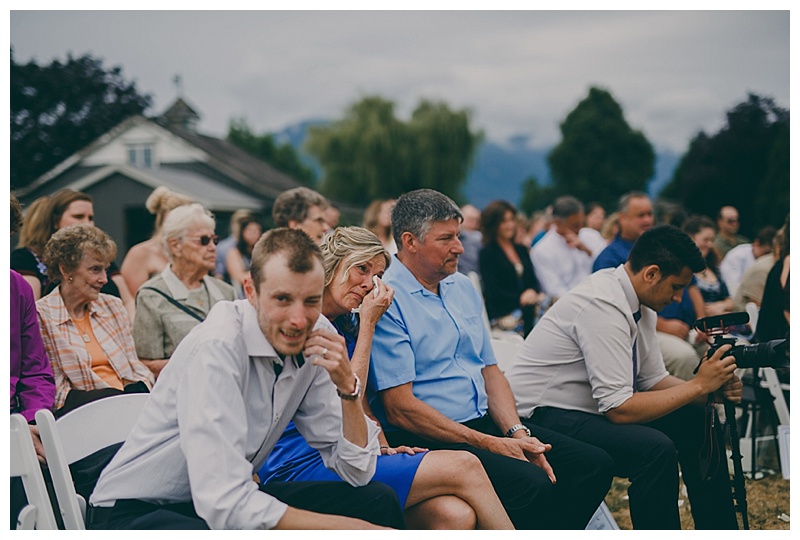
[259,227,512,530]
[36,224,154,416]
[133,203,236,378]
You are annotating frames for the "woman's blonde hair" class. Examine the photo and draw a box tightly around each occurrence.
[321,227,390,287]
[146,186,194,232]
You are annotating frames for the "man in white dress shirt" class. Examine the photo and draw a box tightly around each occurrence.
[507,225,742,530]
[89,228,403,530]
[530,195,593,298]
[719,225,775,298]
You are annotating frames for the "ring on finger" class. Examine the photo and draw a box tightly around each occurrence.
[321,347,328,358]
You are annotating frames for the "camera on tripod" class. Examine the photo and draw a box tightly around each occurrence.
[694,312,789,369]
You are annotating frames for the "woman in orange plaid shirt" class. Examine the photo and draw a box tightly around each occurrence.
[36,224,153,416]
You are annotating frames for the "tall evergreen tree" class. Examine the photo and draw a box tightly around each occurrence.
[661,94,789,235]
[547,87,655,211]
[10,50,151,189]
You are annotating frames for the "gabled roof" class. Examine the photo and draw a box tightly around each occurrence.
[155,120,301,199]
[14,110,304,203]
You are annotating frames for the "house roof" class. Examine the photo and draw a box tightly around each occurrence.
[15,108,304,204]
[155,120,301,199]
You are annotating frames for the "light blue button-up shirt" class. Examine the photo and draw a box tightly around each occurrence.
[369,255,497,427]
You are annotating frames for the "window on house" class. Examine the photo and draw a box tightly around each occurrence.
[127,144,154,168]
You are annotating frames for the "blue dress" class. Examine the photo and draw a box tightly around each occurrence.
[258,314,426,508]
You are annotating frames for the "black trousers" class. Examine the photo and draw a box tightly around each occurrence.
[87,481,405,530]
[385,415,614,529]
[531,404,738,530]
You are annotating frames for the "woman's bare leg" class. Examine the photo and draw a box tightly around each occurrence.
[404,450,514,529]
[404,495,475,529]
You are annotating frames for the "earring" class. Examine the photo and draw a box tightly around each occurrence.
[67,276,73,283]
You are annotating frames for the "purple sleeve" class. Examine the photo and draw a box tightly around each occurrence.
[10,270,55,422]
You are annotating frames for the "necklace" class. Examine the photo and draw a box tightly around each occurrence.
[72,312,93,343]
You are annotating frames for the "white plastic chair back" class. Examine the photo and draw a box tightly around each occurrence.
[490,335,524,374]
[35,393,150,529]
[10,413,58,529]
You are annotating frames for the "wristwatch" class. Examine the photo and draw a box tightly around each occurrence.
[336,375,362,401]
[505,423,531,438]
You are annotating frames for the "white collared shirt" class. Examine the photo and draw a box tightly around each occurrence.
[91,299,379,529]
[530,227,593,297]
[507,265,669,418]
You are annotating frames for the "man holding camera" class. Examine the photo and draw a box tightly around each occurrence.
[506,225,742,529]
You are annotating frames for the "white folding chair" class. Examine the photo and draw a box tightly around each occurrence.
[490,334,524,374]
[35,393,150,529]
[9,413,58,529]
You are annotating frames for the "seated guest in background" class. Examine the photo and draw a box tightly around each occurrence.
[363,199,397,255]
[121,186,194,295]
[530,195,593,299]
[272,186,331,244]
[214,208,255,281]
[735,226,784,311]
[579,201,608,261]
[457,204,482,277]
[593,191,654,272]
[89,228,404,530]
[757,216,790,343]
[133,204,236,378]
[719,226,776,299]
[36,224,153,416]
[478,200,543,336]
[369,189,614,530]
[13,189,136,320]
[508,225,741,530]
[683,216,736,316]
[10,194,56,427]
[714,205,749,259]
[224,215,263,298]
[262,226,512,530]
[10,194,56,529]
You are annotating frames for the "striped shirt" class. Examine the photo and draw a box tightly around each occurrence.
[36,289,154,409]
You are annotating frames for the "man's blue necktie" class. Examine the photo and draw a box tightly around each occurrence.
[632,310,642,391]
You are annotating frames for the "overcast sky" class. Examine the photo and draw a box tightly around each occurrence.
[7,7,791,154]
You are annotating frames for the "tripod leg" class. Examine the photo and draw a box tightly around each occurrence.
[725,401,749,530]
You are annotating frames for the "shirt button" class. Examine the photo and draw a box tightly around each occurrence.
[273,414,280,423]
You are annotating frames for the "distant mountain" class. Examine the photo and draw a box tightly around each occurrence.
[274,121,680,210]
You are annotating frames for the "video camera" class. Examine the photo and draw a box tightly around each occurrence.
[694,312,789,370]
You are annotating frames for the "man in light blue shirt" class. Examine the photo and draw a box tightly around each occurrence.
[369,189,613,530]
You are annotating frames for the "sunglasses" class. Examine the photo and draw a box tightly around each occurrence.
[189,234,220,246]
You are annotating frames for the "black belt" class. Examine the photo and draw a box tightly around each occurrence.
[86,504,113,529]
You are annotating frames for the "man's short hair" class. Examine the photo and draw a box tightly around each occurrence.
[755,226,777,247]
[617,191,649,213]
[250,228,323,292]
[628,224,705,277]
[391,189,462,248]
[272,187,329,227]
[552,196,584,219]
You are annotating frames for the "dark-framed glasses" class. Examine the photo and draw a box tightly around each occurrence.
[189,234,220,246]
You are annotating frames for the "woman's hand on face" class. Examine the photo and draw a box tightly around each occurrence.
[359,276,395,328]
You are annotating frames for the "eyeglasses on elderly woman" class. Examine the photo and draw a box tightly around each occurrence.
[187,234,220,246]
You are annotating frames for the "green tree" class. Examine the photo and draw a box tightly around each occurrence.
[519,175,556,215]
[305,96,482,206]
[10,50,152,189]
[226,118,317,186]
[547,87,655,211]
[661,94,789,236]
